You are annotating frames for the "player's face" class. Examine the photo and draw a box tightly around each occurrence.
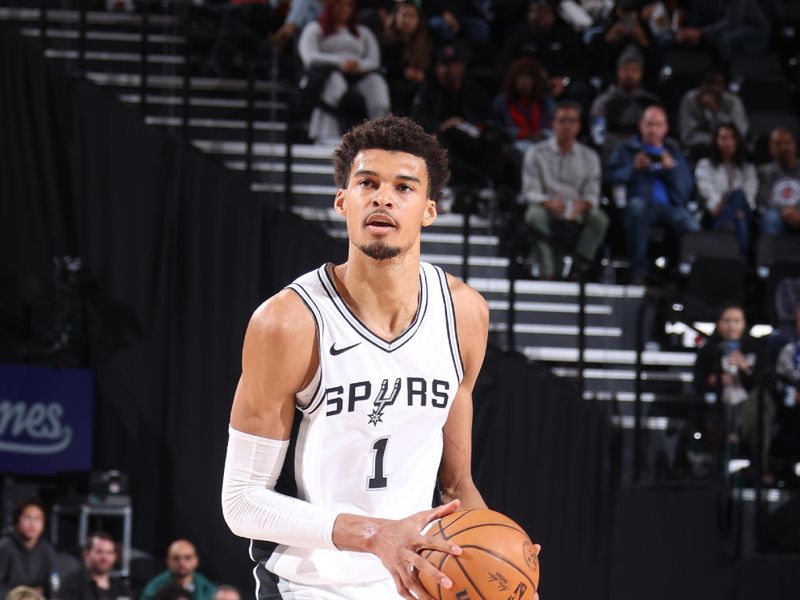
[335,149,436,261]
[84,538,117,575]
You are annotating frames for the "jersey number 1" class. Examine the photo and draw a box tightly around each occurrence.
[368,437,389,490]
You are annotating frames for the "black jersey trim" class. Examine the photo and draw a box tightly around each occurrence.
[433,266,464,382]
[286,284,325,414]
[316,263,429,353]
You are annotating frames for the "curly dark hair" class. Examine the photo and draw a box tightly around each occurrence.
[333,115,450,201]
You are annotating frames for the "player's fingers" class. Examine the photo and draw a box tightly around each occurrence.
[422,499,460,525]
[391,573,415,600]
[399,560,436,600]
[532,543,542,556]
[417,535,461,556]
[410,552,453,590]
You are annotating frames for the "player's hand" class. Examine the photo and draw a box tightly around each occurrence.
[370,499,463,600]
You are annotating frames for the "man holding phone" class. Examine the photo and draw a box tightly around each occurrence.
[606,105,698,284]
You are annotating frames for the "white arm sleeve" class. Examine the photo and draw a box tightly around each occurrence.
[221,425,338,550]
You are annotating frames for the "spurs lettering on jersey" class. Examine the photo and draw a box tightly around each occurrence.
[324,377,451,423]
[250,262,464,587]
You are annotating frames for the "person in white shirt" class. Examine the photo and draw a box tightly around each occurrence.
[298,0,390,143]
[694,122,756,255]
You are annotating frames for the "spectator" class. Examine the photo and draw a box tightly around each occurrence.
[678,67,748,161]
[675,0,773,62]
[694,123,756,255]
[758,128,800,237]
[587,0,656,79]
[210,587,239,600]
[776,303,800,406]
[5,587,43,600]
[606,105,698,284]
[492,56,555,155]
[152,585,192,600]
[590,45,659,159]
[60,532,131,600]
[298,0,390,143]
[380,1,432,115]
[424,0,490,44]
[503,0,584,84]
[140,540,214,600]
[411,43,495,186]
[522,100,609,279]
[693,303,767,464]
[272,0,324,47]
[0,500,56,600]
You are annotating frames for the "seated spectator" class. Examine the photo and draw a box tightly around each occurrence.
[694,123,756,255]
[298,0,390,143]
[522,101,609,279]
[0,500,56,600]
[675,0,774,62]
[60,532,131,600]
[5,587,43,600]
[210,587,239,600]
[606,105,699,284]
[380,1,432,115]
[492,57,555,156]
[693,303,767,465]
[758,128,800,237]
[678,67,748,161]
[140,540,215,600]
[776,303,800,406]
[590,45,659,159]
[272,0,324,47]
[411,44,495,186]
[503,0,584,83]
[587,0,657,79]
[424,0,490,44]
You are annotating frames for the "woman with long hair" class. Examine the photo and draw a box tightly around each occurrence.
[491,56,555,155]
[694,122,757,255]
[298,0,390,142]
[380,1,432,115]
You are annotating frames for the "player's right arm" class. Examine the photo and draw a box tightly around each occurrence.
[222,289,340,548]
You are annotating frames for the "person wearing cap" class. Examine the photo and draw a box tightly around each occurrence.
[589,44,659,160]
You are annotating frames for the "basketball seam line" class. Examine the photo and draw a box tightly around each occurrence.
[453,555,489,600]
[459,544,537,593]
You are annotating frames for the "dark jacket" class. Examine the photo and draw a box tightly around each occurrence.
[605,136,694,208]
[410,78,491,134]
[693,332,764,398]
[0,533,57,599]
[60,568,133,600]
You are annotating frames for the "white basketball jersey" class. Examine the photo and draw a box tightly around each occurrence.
[260,261,464,585]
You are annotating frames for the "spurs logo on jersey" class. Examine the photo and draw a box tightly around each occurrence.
[323,377,452,425]
[251,262,464,587]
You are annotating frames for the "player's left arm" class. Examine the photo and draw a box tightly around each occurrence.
[438,275,489,510]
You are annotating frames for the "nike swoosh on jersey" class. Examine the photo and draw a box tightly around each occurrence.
[329,342,361,356]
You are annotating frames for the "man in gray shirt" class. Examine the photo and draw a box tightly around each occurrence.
[523,100,609,279]
[759,128,800,236]
[679,67,748,160]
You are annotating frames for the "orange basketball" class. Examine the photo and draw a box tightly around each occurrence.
[418,509,540,600]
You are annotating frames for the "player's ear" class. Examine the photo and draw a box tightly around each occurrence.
[422,199,437,228]
[334,188,346,215]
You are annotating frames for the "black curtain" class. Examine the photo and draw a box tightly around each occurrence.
[472,349,612,598]
[0,26,612,597]
[0,25,345,588]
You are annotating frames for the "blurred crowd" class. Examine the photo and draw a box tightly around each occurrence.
[0,500,236,600]
[186,0,799,283]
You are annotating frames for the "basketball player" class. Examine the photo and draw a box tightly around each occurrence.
[222,115,540,600]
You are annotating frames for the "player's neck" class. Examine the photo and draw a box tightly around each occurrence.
[333,251,421,339]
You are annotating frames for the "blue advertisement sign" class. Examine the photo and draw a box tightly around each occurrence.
[0,363,94,474]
